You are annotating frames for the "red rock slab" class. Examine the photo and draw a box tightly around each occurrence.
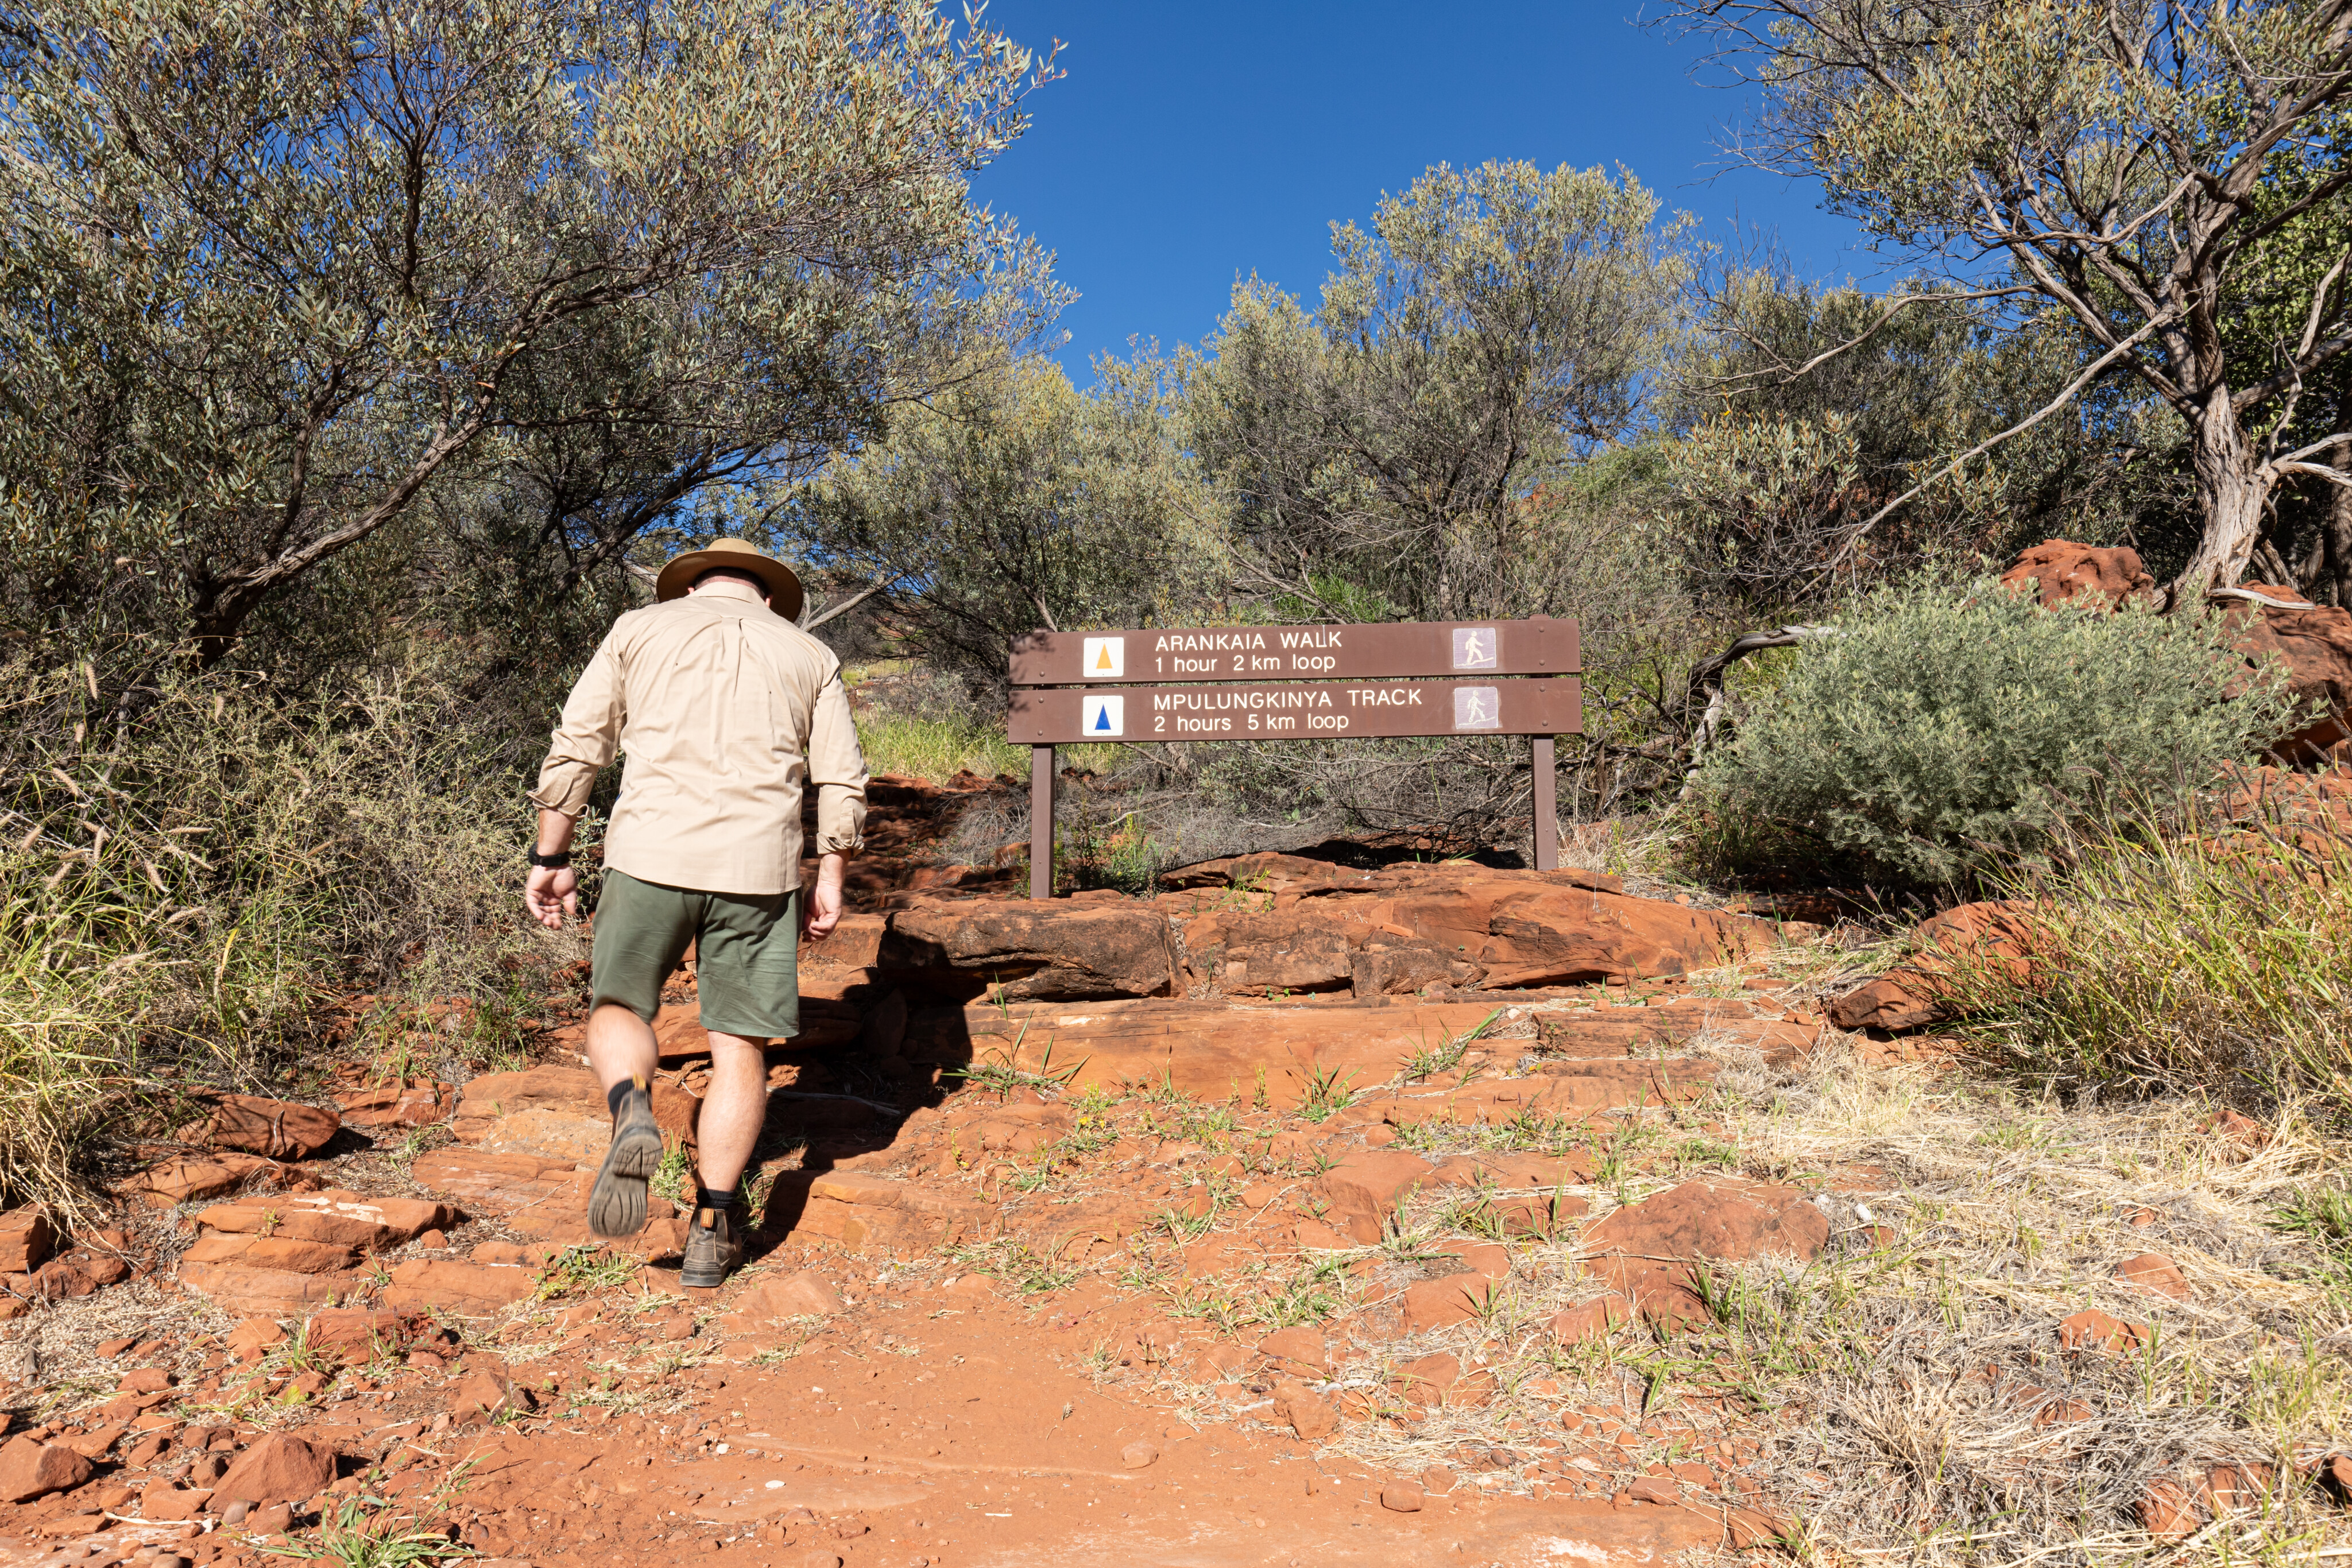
[121,1152,281,1207]
[1427,1152,1593,1190]
[1584,1180,1829,1329]
[1402,1272,1499,1330]
[2116,1251,2192,1301]
[177,1261,365,1314]
[914,998,1512,1107]
[1536,1000,1817,1062]
[378,1258,537,1315]
[181,1233,357,1274]
[1314,1150,1435,1222]
[881,896,1177,1002]
[0,1209,53,1273]
[192,1094,341,1160]
[301,1308,423,1364]
[196,1188,457,1249]
[778,1171,987,1255]
[450,1065,698,1147]
[334,1081,453,1129]
[411,1148,584,1214]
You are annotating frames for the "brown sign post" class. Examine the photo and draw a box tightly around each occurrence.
[1009,617,1580,897]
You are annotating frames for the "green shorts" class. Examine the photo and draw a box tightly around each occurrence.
[590,869,800,1039]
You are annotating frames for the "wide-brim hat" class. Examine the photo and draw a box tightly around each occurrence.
[653,538,804,621]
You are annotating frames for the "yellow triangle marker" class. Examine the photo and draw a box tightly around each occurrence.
[1096,646,1114,670]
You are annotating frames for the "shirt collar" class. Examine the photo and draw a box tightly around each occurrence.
[687,578,773,615]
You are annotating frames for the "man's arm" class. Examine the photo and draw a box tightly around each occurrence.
[524,638,623,930]
[803,668,868,942]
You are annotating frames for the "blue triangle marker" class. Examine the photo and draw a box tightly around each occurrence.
[1093,707,1112,731]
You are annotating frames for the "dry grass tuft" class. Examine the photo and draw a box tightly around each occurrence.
[1950,797,2352,1126]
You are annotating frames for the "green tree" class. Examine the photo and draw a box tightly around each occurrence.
[785,354,1231,692]
[0,0,1059,669]
[1186,160,1694,624]
[1662,0,2352,602]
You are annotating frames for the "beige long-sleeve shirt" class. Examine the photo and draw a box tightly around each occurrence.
[528,578,868,896]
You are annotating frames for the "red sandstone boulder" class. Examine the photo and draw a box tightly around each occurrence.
[1196,911,1355,994]
[881,898,1175,1001]
[2218,584,2352,761]
[1828,900,2044,1033]
[2000,540,2156,609]
[0,1437,92,1503]
[214,1433,334,1505]
[194,1095,341,1159]
[0,1210,52,1273]
[1271,1378,1338,1438]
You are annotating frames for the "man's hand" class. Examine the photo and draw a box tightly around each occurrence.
[525,807,581,930]
[803,851,848,942]
[525,865,578,930]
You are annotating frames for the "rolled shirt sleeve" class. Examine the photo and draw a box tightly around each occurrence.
[528,638,624,817]
[806,668,869,857]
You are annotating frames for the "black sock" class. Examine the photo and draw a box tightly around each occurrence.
[694,1187,737,1226]
[605,1079,635,1121]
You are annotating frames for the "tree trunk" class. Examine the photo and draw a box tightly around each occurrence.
[2168,389,2273,605]
[2324,435,2352,609]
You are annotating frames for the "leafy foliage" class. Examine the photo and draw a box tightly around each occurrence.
[788,354,1226,696]
[1661,0,2352,595]
[0,0,1059,666]
[1693,577,2290,886]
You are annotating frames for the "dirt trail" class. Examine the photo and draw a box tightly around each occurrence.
[10,779,2345,1567]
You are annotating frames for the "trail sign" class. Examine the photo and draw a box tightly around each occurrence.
[1010,618,1583,898]
[1009,617,1576,686]
[1009,678,1582,742]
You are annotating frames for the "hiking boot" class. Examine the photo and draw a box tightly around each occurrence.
[680,1207,745,1289]
[587,1075,663,1240]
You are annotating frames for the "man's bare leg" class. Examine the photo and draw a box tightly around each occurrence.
[586,1000,657,1094]
[584,1002,665,1239]
[693,1031,768,1196]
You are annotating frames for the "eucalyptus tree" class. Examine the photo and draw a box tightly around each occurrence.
[1661,0,2352,602]
[1186,160,1694,624]
[786,353,1230,696]
[0,0,1059,667]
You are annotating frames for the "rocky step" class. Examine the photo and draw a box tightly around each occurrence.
[906,995,1814,1106]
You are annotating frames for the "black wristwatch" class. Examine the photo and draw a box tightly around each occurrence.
[527,849,571,869]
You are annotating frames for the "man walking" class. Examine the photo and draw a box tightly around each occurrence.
[522,539,867,1288]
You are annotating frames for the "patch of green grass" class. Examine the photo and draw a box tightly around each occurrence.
[1399,1007,1503,1082]
[263,1496,469,1566]
[648,1140,694,1208]
[533,1243,641,1302]
[945,1237,1081,1294]
[1295,1062,1361,1123]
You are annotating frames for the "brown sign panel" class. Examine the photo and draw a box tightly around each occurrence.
[1008,679,1581,744]
[1008,618,1577,686]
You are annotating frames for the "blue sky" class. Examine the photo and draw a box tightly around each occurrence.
[969,1,1886,379]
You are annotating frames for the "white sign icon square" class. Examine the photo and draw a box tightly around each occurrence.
[1081,694,1124,737]
[1453,686,1500,730]
[1452,626,1498,669]
[1082,636,1125,679]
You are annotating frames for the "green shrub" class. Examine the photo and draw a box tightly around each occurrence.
[1692,577,2289,888]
